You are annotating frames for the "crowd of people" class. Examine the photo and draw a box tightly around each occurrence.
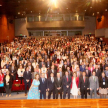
[0,36,108,99]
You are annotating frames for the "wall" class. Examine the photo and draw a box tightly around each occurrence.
[15,16,96,37]
[0,15,14,43]
[82,16,96,35]
[15,18,29,37]
[96,12,108,29]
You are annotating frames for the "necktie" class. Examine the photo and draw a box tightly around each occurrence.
[67,76,68,82]
[84,77,85,83]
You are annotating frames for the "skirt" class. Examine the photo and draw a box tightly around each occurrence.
[99,88,107,95]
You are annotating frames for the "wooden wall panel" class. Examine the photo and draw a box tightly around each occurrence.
[0,15,14,43]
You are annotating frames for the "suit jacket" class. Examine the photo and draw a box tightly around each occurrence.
[39,62,45,69]
[62,75,72,91]
[93,69,101,78]
[45,61,51,69]
[89,76,99,89]
[39,78,47,91]
[23,71,31,83]
[55,77,62,91]
[26,65,34,72]
[80,65,86,72]
[79,76,89,89]
[48,69,57,78]
[47,77,55,91]
[71,77,79,88]
[85,69,91,77]
[62,65,67,75]
[9,66,17,75]
[99,77,108,88]
[3,75,12,89]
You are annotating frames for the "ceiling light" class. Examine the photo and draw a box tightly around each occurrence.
[31,11,32,13]
[105,9,107,11]
[97,12,99,14]
[0,4,2,6]
[90,7,92,8]
[93,13,95,16]
[18,12,20,14]
[66,8,68,9]
[85,10,86,11]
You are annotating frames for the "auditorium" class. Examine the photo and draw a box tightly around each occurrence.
[0,0,108,108]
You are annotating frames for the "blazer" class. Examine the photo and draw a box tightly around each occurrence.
[79,76,89,89]
[3,75,12,89]
[62,75,72,91]
[9,66,17,75]
[71,77,79,88]
[48,69,57,78]
[55,77,62,91]
[89,76,99,89]
[47,77,55,90]
[99,77,108,88]
[39,78,47,91]
[93,69,101,78]
[23,71,31,83]
[85,69,91,77]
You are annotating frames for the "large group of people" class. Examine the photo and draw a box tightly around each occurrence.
[0,36,108,99]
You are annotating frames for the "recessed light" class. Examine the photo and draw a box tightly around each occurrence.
[90,7,92,8]
[66,8,68,9]
[85,10,86,11]
[97,12,99,14]
[105,9,107,11]
[0,4,2,6]
[18,12,20,14]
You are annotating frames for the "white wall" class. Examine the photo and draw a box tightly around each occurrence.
[15,18,29,37]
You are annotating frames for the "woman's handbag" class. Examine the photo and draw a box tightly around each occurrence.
[0,83,4,87]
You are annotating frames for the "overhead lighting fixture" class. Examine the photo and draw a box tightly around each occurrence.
[105,9,107,11]
[18,12,20,14]
[90,7,92,8]
[66,8,68,9]
[0,4,2,6]
[93,13,95,16]
[31,11,32,13]
[85,10,86,11]
[97,12,99,14]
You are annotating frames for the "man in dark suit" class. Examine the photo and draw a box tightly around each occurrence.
[67,67,72,76]
[45,58,51,69]
[93,65,101,78]
[26,62,34,73]
[39,59,45,69]
[39,73,47,99]
[79,71,89,99]
[62,61,67,76]
[85,65,91,77]
[62,71,72,99]
[23,67,31,96]
[48,65,57,78]
[47,73,55,99]
[55,73,62,99]
[9,63,17,80]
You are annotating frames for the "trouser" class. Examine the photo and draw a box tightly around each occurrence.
[0,87,4,93]
[24,81,31,94]
[48,89,55,99]
[55,90,62,99]
[5,85,11,95]
[40,90,46,99]
[81,88,87,99]
[63,89,70,99]
[90,88,97,99]
[18,77,23,84]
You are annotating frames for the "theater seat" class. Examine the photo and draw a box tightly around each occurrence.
[12,80,21,91]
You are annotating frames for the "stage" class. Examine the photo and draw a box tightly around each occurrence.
[0,99,108,108]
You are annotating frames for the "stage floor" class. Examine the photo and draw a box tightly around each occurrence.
[0,99,108,108]
[0,92,106,100]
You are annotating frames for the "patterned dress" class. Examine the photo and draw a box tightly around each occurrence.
[27,79,40,99]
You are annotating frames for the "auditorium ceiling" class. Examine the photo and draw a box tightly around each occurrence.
[0,0,108,18]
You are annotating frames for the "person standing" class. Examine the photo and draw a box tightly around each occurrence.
[89,71,99,98]
[70,72,79,99]
[23,67,31,96]
[0,70,4,96]
[3,71,12,97]
[39,73,47,99]
[27,74,40,99]
[79,71,89,99]
[99,72,108,98]
[62,71,72,99]
[47,73,55,99]
[55,73,62,99]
